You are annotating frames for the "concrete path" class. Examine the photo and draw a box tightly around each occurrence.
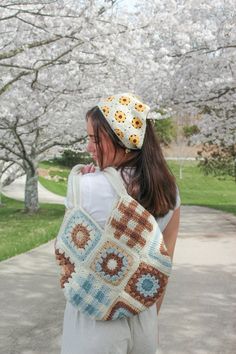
[158,206,236,354]
[2,175,65,204]
[1,199,236,353]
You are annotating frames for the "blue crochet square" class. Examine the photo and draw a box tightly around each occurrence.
[72,293,83,306]
[65,273,115,318]
[148,226,172,271]
[61,209,102,262]
[85,304,97,316]
[112,307,135,320]
[82,280,92,293]
[95,291,106,303]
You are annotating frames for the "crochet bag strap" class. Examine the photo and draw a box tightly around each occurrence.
[70,164,85,208]
[102,167,128,197]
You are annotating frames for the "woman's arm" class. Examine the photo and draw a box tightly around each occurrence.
[156,207,180,314]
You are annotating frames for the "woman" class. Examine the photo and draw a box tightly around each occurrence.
[60,93,180,354]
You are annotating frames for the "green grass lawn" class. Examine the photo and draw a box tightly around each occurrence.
[169,161,236,215]
[0,196,64,261]
[39,160,236,215]
[39,176,67,196]
[39,161,69,196]
[39,160,69,170]
[1,160,235,262]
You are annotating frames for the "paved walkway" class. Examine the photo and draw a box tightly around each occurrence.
[1,179,236,354]
[2,175,65,204]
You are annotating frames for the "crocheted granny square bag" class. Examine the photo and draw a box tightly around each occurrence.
[55,165,172,321]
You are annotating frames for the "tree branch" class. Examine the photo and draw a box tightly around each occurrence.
[0,71,30,95]
[16,13,50,33]
[37,136,87,155]
[0,35,62,61]
[173,87,236,106]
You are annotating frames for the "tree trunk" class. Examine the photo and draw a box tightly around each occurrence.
[25,171,39,213]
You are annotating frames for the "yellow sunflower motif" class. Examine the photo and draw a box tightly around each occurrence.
[129,134,140,146]
[101,106,110,117]
[115,111,126,123]
[106,96,115,102]
[114,128,124,139]
[132,117,143,129]
[135,103,146,112]
[119,96,131,105]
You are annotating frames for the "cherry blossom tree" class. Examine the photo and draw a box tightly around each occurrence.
[1,0,236,212]
[131,0,235,109]
[0,0,140,212]
[132,0,236,177]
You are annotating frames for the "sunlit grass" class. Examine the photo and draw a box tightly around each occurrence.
[0,196,64,261]
[39,176,67,196]
[169,160,236,215]
[40,160,236,215]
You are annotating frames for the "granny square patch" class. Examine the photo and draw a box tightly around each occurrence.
[104,298,140,320]
[148,227,172,275]
[90,240,133,286]
[59,209,102,262]
[106,197,153,253]
[64,273,114,318]
[125,262,168,307]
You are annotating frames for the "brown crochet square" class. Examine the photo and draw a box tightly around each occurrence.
[110,199,153,249]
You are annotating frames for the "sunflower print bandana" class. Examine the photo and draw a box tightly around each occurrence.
[97,93,150,149]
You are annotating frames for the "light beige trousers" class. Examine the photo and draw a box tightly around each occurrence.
[61,302,159,354]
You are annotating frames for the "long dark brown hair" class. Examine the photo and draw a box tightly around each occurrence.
[86,106,177,218]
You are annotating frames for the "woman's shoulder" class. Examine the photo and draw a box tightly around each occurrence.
[79,168,118,223]
[81,170,113,191]
[68,164,131,190]
[66,165,117,210]
[70,165,117,196]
